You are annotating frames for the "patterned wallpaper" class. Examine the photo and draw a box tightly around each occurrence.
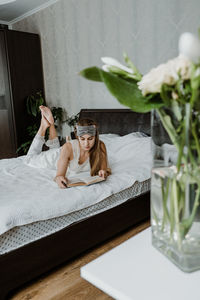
[12,0,200,135]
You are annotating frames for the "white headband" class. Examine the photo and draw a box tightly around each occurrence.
[76,125,96,136]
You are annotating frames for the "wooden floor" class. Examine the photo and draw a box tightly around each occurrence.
[10,220,150,300]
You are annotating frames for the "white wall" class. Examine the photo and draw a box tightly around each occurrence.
[12,0,200,135]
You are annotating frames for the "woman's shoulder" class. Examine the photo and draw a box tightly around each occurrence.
[61,141,73,153]
[60,141,74,160]
[68,139,80,156]
[69,139,79,150]
[63,139,78,146]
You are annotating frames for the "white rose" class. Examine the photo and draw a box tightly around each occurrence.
[137,64,166,95]
[174,54,191,79]
[138,55,191,96]
[179,32,200,63]
[137,62,177,96]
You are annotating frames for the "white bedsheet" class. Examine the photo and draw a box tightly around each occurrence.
[0,134,152,235]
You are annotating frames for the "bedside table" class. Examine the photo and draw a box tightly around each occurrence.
[81,227,200,300]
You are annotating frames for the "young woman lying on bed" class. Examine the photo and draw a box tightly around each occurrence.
[26,106,111,188]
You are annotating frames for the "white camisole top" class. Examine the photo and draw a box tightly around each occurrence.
[67,139,90,175]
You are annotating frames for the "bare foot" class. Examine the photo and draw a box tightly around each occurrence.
[39,105,54,125]
[41,113,51,129]
[37,113,50,137]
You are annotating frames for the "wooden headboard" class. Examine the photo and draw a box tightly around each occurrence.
[79,109,151,136]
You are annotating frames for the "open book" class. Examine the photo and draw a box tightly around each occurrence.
[66,175,105,187]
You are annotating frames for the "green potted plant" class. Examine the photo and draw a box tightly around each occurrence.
[17,91,66,154]
[51,106,66,141]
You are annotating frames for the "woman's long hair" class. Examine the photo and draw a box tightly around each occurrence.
[74,119,107,176]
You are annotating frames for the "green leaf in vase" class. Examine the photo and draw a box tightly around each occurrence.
[171,100,182,121]
[123,52,142,81]
[160,84,171,106]
[101,70,165,112]
[79,67,102,82]
[80,66,164,112]
[190,65,200,107]
[180,187,200,239]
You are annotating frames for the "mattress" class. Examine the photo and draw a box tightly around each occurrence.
[0,133,152,235]
[0,179,150,255]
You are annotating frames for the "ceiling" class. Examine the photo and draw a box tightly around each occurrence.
[0,0,58,24]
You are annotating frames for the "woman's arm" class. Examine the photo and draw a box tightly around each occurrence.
[54,142,72,188]
[98,141,111,179]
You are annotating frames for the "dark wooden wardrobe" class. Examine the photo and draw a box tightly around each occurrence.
[0,28,45,158]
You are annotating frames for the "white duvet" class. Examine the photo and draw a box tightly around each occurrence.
[0,133,152,235]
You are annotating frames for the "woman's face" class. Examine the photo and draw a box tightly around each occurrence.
[78,134,95,151]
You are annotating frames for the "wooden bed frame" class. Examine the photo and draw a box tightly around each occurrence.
[0,109,151,300]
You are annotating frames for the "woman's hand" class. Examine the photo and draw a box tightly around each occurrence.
[98,169,107,179]
[54,175,68,189]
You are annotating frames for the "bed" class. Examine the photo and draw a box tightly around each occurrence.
[0,109,151,300]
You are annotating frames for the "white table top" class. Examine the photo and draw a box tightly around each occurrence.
[81,227,200,300]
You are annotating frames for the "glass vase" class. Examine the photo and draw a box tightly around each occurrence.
[151,106,200,272]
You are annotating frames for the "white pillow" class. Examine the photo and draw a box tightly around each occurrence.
[100,132,151,167]
[100,132,149,149]
[99,133,119,138]
[99,133,120,144]
[130,132,149,138]
[99,132,148,141]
